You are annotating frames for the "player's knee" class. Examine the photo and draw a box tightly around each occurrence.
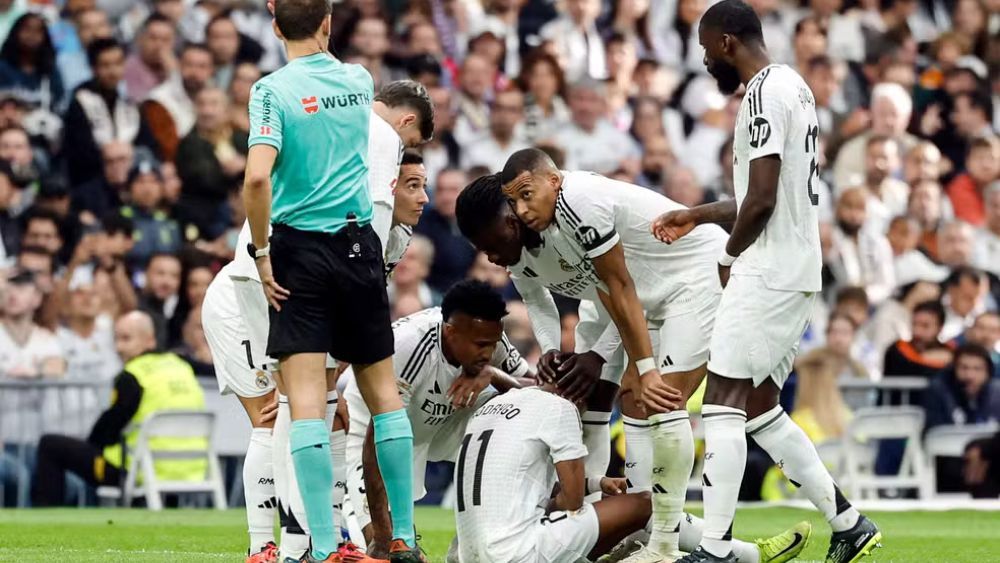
[703,371,751,408]
[662,366,708,402]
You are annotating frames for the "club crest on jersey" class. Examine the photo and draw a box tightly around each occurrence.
[748,117,771,148]
[575,225,600,247]
[254,371,270,389]
[558,258,575,272]
[301,96,319,114]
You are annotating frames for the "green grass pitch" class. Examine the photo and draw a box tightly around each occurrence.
[1,506,999,562]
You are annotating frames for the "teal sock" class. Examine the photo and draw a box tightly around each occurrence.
[289,419,336,560]
[373,409,415,547]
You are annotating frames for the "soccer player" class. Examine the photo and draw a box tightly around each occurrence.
[454,385,811,563]
[499,147,729,561]
[243,0,431,554]
[342,279,531,553]
[652,2,881,562]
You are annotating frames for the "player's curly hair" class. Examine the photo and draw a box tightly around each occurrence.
[441,279,508,323]
[455,172,505,241]
[700,0,764,44]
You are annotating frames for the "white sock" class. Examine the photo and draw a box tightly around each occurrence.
[274,396,310,559]
[330,428,347,544]
[244,427,276,552]
[648,410,694,556]
[700,404,748,558]
[623,415,652,492]
[748,406,859,532]
[582,410,611,502]
[679,513,760,563]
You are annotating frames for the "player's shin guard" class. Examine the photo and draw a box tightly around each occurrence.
[582,410,612,502]
[747,405,859,532]
[330,428,347,543]
[623,415,652,492]
[289,419,337,560]
[700,405,748,558]
[274,396,312,559]
[648,410,694,556]
[372,409,416,548]
[679,513,761,563]
[244,427,276,552]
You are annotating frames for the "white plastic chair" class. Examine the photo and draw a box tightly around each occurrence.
[843,406,927,499]
[922,423,998,499]
[96,410,226,510]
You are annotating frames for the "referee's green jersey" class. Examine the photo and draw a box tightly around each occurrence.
[248,53,374,234]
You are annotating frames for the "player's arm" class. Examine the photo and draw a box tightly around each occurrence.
[511,274,563,383]
[555,302,620,402]
[725,156,780,259]
[548,457,586,512]
[652,199,738,243]
[592,244,682,412]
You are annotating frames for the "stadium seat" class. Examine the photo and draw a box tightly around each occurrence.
[922,423,999,499]
[96,410,227,510]
[843,406,927,500]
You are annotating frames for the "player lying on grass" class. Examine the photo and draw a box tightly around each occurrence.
[453,384,812,563]
[498,147,733,561]
[341,279,532,557]
[202,80,432,563]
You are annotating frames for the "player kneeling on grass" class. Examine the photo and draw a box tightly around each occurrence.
[342,279,532,556]
[453,384,812,563]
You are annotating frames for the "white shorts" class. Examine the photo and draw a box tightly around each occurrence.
[575,301,625,385]
[525,503,600,563]
[708,274,817,387]
[202,275,275,398]
[648,280,721,375]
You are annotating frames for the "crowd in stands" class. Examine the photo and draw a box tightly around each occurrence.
[0,0,998,500]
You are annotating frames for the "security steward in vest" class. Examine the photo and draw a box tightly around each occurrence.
[31,310,206,506]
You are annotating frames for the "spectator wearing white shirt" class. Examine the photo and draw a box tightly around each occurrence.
[973,183,1000,277]
[461,87,530,172]
[516,51,570,144]
[58,267,120,384]
[828,187,896,305]
[0,269,64,378]
[539,0,606,82]
[854,134,910,234]
[554,79,639,175]
[453,53,496,147]
[941,267,991,342]
[888,215,949,288]
[467,0,523,76]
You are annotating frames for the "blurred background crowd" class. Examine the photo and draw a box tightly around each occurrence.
[0,0,998,502]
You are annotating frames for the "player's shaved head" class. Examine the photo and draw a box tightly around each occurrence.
[500,148,557,188]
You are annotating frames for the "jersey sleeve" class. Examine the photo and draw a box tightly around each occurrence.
[248,79,282,151]
[557,178,620,259]
[490,332,530,378]
[510,273,562,354]
[538,398,587,463]
[392,321,438,405]
[746,75,790,162]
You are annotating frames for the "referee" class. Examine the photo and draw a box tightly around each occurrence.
[243,1,421,562]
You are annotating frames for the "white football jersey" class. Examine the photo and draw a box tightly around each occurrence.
[369,112,405,252]
[732,64,822,292]
[384,224,414,278]
[543,171,728,320]
[383,308,529,447]
[455,388,587,563]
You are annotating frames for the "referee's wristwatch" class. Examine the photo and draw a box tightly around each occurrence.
[247,242,270,260]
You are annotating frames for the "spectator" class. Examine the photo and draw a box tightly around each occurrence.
[828,186,895,304]
[884,300,954,378]
[656,0,708,72]
[15,245,55,299]
[349,17,392,88]
[123,13,176,103]
[0,160,18,259]
[867,280,944,368]
[958,312,1000,378]
[973,183,1000,277]
[55,7,113,94]
[947,135,999,227]
[415,168,476,294]
[964,430,1000,498]
[792,17,827,75]
[72,140,133,221]
[936,220,976,268]
[421,85,461,188]
[908,180,947,259]
[832,82,917,190]
[57,266,121,383]
[205,15,240,91]
[804,56,846,154]
[452,53,495,147]
[662,165,708,208]
[175,306,213,375]
[467,251,513,297]
[0,13,64,113]
[141,43,214,162]
[539,0,606,82]
[119,162,181,271]
[461,86,529,171]
[637,134,674,190]
[903,141,943,186]
[941,266,990,342]
[950,91,995,148]
[63,38,159,187]
[388,234,439,315]
[604,32,638,98]
[175,87,247,240]
[517,51,570,143]
[90,214,138,319]
[34,176,84,266]
[889,215,949,288]
[855,134,909,234]
[30,310,205,506]
[554,78,640,175]
[138,252,182,348]
[21,207,64,262]
[1,125,41,198]
[0,268,63,378]
[226,61,259,134]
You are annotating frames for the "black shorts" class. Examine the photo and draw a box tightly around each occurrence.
[266,222,394,365]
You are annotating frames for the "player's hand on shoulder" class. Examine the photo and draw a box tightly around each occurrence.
[555,351,605,403]
[600,476,628,496]
[537,349,566,384]
[637,371,684,413]
[652,209,697,244]
[255,256,291,311]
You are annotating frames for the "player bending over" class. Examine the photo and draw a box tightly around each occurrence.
[342,279,531,554]
[499,147,729,561]
[455,385,812,563]
[653,2,880,562]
